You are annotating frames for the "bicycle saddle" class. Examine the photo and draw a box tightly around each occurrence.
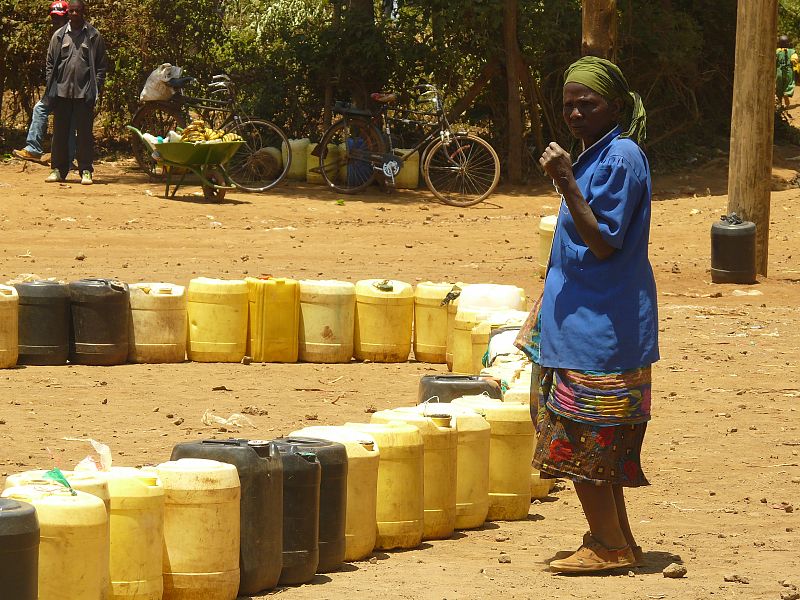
[166,76,195,89]
[371,92,397,104]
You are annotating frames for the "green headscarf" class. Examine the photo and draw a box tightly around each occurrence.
[563,56,647,146]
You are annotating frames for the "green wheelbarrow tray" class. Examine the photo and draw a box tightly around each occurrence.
[127,125,244,200]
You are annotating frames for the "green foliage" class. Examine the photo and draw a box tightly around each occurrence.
[0,0,743,173]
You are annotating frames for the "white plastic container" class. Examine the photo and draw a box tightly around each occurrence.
[298,280,355,363]
[128,282,187,363]
[457,284,525,313]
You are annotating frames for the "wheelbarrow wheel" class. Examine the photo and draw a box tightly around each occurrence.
[202,168,226,202]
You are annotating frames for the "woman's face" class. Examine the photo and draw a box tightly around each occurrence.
[562,82,621,148]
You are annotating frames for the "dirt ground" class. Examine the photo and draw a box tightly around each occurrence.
[0,135,798,600]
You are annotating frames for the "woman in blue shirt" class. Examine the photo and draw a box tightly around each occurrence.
[527,57,659,573]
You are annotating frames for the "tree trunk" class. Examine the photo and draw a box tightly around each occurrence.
[518,60,545,162]
[727,0,778,276]
[447,61,500,121]
[582,0,617,60]
[503,0,523,184]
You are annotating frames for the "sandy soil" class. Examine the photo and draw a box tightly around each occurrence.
[0,142,798,600]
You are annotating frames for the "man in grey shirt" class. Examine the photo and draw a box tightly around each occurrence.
[44,0,107,184]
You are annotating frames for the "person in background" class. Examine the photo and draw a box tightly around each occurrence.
[519,56,658,573]
[776,34,798,109]
[44,0,107,185]
[12,1,75,164]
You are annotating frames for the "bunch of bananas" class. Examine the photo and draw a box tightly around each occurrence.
[179,120,243,143]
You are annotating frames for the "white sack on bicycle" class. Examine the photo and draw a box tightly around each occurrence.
[139,63,183,102]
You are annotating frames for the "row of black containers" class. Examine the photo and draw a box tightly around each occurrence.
[12,278,130,366]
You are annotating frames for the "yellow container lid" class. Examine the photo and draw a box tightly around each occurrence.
[355,279,413,300]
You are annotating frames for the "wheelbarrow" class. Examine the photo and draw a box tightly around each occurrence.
[127,126,243,200]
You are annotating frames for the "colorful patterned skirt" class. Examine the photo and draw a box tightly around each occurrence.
[531,367,651,487]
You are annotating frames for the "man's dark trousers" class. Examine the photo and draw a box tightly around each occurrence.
[52,97,93,179]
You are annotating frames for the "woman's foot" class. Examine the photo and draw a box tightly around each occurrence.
[549,532,636,573]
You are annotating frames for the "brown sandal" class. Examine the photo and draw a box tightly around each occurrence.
[549,533,637,573]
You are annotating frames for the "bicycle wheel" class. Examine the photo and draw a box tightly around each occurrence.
[130,101,186,179]
[423,134,500,207]
[318,118,384,194]
[224,119,290,192]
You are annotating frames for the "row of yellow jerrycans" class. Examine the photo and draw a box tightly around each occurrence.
[0,278,527,367]
[0,395,550,600]
[282,138,421,189]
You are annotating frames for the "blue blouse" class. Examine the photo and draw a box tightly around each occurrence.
[538,126,659,371]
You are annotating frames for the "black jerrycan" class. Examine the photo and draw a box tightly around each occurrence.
[418,374,503,404]
[0,498,39,600]
[276,437,348,573]
[710,213,757,284]
[14,280,70,365]
[274,444,321,585]
[170,439,284,595]
[69,278,130,365]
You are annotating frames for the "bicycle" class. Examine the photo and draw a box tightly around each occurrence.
[130,74,291,192]
[312,84,500,207]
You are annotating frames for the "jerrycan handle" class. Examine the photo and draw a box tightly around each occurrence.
[201,439,247,447]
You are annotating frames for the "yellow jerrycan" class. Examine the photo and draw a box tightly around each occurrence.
[354,279,413,362]
[282,138,310,180]
[393,149,420,189]
[246,277,299,363]
[344,421,423,550]
[298,280,355,363]
[289,425,379,561]
[451,308,493,374]
[128,282,187,363]
[538,215,558,277]
[307,143,340,184]
[156,458,240,600]
[187,278,248,363]
[4,470,112,597]
[0,284,19,368]
[2,484,109,600]
[451,396,535,520]
[444,282,469,371]
[390,403,491,530]
[101,468,165,600]
[370,410,457,540]
[413,282,452,363]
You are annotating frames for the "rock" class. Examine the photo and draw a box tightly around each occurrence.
[495,535,509,542]
[781,591,800,600]
[662,563,687,578]
[368,556,378,564]
[498,554,511,564]
[173,418,184,426]
[241,355,252,365]
[75,253,86,261]
[723,573,750,584]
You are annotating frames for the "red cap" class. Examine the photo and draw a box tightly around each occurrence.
[49,1,68,16]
